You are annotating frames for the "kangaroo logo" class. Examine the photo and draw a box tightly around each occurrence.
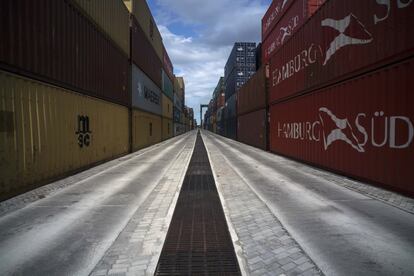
[321,14,373,65]
[319,107,368,152]
[137,82,143,97]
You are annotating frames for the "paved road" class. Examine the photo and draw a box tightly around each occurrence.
[202,131,414,276]
[0,132,195,276]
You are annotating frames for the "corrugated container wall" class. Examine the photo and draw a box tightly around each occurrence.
[238,109,267,150]
[162,94,173,119]
[162,70,174,100]
[262,0,294,40]
[262,0,325,64]
[163,45,174,81]
[162,118,173,140]
[0,70,129,200]
[175,77,185,103]
[237,66,267,116]
[131,64,162,116]
[71,0,130,57]
[225,93,237,120]
[131,16,162,89]
[127,0,164,61]
[0,0,130,106]
[132,109,162,150]
[269,57,414,196]
[269,0,414,104]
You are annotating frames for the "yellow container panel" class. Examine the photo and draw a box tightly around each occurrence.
[0,71,129,200]
[129,0,163,60]
[162,94,173,119]
[132,109,162,151]
[162,118,173,141]
[72,0,130,57]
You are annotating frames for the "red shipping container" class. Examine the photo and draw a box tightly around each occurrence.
[0,0,130,107]
[269,0,414,104]
[163,45,174,82]
[131,16,162,89]
[269,57,414,196]
[237,66,267,116]
[238,109,267,150]
[262,0,295,41]
[262,0,325,64]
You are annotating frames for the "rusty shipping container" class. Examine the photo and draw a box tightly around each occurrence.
[126,0,164,61]
[237,66,267,116]
[71,0,130,57]
[131,16,162,89]
[132,109,162,151]
[269,57,414,196]
[0,70,129,200]
[262,0,325,64]
[238,109,267,150]
[0,0,129,106]
[269,0,414,104]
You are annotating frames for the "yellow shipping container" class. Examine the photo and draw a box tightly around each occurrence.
[162,94,173,120]
[72,0,130,57]
[162,118,173,141]
[124,0,164,61]
[0,71,129,200]
[132,109,162,151]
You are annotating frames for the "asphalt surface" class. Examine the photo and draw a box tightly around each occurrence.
[202,131,414,276]
[0,132,195,276]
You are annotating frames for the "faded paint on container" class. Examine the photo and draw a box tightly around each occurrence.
[0,0,129,107]
[238,109,267,150]
[131,63,162,116]
[262,0,325,64]
[162,70,174,100]
[71,0,130,56]
[162,94,173,119]
[162,118,173,140]
[269,57,414,196]
[269,0,414,104]
[237,66,267,116]
[131,16,162,88]
[0,71,129,200]
[128,0,164,61]
[132,109,162,151]
[163,45,174,81]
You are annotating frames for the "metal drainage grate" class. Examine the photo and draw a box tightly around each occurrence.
[155,132,241,275]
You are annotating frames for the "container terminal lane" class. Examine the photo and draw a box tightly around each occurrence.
[0,130,414,276]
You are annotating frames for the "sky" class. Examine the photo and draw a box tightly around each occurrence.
[146,0,272,124]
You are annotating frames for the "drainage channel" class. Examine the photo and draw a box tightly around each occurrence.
[155,131,241,276]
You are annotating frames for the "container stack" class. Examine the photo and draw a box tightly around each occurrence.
[204,0,414,196]
[0,0,190,200]
[173,76,186,135]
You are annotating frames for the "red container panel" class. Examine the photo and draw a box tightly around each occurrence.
[262,0,325,64]
[237,66,267,116]
[131,16,162,89]
[269,0,414,104]
[0,0,129,106]
[262,0,295,41]
[269,58,414,196]
[238,109,267,150]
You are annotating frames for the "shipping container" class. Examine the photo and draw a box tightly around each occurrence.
[262,0,325,64]
[163,45,174,81]
[0,0,130,106]
[174,77,185,103]
[173,93,183,111]
[174,123,185,136]
[131,63,162,116]
[131,16,163,89]
[225,42,257,81]
[173,106,181,123]
[162,70,174,100]
[269,57,414,196]
[162,94,173,119]
[224,118,238,140]
[132,109,162,151]
[0,70,129,200]
[269,0,414,104]
[256,43,263,70]
[126,0,164,61]
[71,0,130,57]
[225,94,238,120]
[162,118,173,140]
[238,66,267,116]
[238,109,267,150]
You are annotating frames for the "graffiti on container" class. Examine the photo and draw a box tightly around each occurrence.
[138,82,160,105]
[76,115,92,148]
[272,0,413,87]
[263,0,290,34]
[277,108,414,152]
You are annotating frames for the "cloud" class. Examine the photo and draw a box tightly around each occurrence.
[152,0,270,123]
